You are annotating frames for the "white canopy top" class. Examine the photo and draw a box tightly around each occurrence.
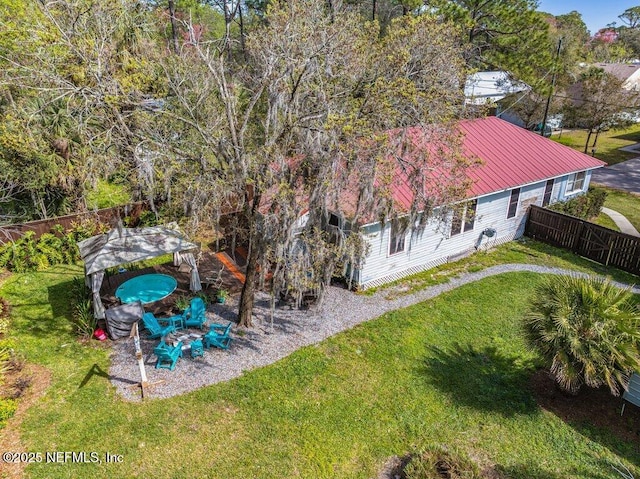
[78,225,198,275]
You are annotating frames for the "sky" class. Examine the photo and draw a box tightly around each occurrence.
[537,0,640,35]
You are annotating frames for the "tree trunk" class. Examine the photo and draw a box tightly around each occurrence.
[372,0,376,21]
[237,190,262,328]
[237,232,258,328]
[591,129,601,149]
[584,130,593,154]
[168,0,179,54]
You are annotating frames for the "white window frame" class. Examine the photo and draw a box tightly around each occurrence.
[565,171,586,196]
[450,199,478,236]
[389,219,406,255]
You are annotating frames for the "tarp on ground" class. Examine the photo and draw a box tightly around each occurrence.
[104,301,145,340]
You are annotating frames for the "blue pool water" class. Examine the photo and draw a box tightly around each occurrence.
[115,274,178,304]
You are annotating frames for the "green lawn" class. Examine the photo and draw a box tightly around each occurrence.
[599,187,640,232]
[367,237,639,297]
[552,124,640,165]
[592,212,620,231]
[1,245,639,478]
[85,179,132,210]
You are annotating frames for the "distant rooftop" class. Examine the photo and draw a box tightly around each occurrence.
[594,62,640,82]
[464,71,529,105]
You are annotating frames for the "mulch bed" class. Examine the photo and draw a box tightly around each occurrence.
[530,369,640,445]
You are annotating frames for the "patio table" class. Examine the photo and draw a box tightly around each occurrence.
[115,273,178,304]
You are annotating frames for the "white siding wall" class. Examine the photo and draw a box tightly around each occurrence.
[357,170,594,288]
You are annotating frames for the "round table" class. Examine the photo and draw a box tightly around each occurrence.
[115,274,178,304]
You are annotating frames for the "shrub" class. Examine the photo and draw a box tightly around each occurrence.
[173,295,190,312]
[0,297,9,336]
[70,277,95,338]
[523,275,640,395]
[548,186,608,220]
[0,220,108,273]
[193,291,211,307]
[403,446,483,479]
[0,398,17,428]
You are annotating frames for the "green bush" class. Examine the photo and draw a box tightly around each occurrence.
[0,221,108,273]
[173,294,191,312]
[70,277,95,338]
[0,297,9,335]
[0,398,17,428]
[548,186,608,220]
[524,275,640,396]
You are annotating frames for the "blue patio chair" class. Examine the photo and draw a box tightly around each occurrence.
[146,310,185,331]
[142,312,176,339]
[183,297,207,329]
[203,322,233,350]
[153,340,183,370]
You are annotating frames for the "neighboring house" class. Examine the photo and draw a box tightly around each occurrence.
[345,117,605,289]
[594,62,640,91]
[464,71,529,106]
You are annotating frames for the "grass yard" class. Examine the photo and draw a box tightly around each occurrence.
[1,249,639,477]
[551,124,640,165]
[367,237,639,297]
[592,213,620,231]
[595,187,640,233]
[85,179,132,210]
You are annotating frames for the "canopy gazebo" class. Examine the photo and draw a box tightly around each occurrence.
[78,225,202,320]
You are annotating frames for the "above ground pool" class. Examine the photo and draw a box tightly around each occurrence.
[115,274,178,304]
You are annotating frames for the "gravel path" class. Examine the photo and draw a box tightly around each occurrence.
[109,264,640,401]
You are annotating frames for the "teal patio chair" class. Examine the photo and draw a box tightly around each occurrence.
[203,322,233,350]
[183,297,207,329]
[142,312,176,339]
[153,340,183,370]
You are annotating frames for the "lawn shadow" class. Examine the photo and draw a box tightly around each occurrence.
[611,131,640,142]
[421,343,538,416]
[530,369,640,467]
[6,277,79,339]
[78,362,138,388]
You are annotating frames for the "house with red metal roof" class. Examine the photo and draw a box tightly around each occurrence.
[350,116,605,289]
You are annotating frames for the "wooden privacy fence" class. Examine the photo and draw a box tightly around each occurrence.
[0,202,148,244]
[525,205,640,276]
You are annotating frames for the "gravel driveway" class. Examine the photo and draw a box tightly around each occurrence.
[109,264,640,401]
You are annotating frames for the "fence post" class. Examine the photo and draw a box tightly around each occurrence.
[571,219,585,254]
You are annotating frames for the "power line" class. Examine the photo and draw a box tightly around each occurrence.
[553,93,639,111]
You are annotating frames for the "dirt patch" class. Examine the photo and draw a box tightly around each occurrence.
[530,369,640,445]
[0,364,52,479]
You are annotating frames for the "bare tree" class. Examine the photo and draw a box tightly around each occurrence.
[563,68,640,154]
[162,1,473,327]
[0,0,163,216]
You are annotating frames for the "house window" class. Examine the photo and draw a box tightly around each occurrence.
[463,199,477,232]
[450,199,478,236]
[389,219,405,255]
[507,188,520,219]
[542,179,554,207]
[566,171,586,194]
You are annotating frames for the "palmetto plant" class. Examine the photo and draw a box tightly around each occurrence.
[524,275,640,396]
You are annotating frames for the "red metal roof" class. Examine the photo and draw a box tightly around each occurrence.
[458,116,605,198]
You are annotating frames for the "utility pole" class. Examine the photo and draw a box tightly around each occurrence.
[540,38,562,136]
